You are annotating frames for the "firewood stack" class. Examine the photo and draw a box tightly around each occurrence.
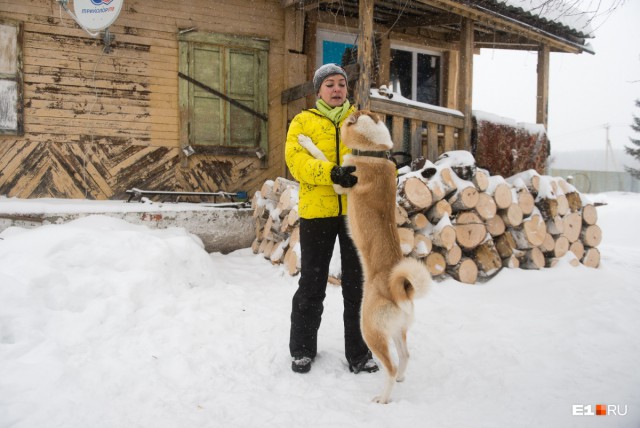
[251,151,601,284]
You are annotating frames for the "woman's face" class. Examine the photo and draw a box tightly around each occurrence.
[317,74,348,107]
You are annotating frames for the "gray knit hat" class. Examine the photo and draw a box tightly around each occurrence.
[313,63,348,94]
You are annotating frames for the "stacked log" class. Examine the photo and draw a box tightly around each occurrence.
[252,154,602,285]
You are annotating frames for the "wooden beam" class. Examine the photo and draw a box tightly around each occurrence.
[457,17,474,151]
[356,0,375,110]
[413,0,586,54]
[280,63,360,104]
[536,44,550,128]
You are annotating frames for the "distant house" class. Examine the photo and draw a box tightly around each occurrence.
[550,149,640,193]
[0,1,594,200]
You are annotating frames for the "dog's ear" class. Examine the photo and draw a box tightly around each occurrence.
[345,111,360,126]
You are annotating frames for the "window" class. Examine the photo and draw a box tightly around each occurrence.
[316,30,356,69]
[0,19,23,136]
[390,46,441,106]
[178,32,269,156]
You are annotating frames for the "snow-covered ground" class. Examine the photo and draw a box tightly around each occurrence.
[1,192,639,428]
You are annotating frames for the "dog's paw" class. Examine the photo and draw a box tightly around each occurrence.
[396,375,405,383]
[372,395,391,404]
[333,184,349,194]
[297,134,312,145]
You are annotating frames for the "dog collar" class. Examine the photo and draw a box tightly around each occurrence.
[351,149,391,158]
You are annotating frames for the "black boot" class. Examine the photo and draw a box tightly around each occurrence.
[349,352,379,374]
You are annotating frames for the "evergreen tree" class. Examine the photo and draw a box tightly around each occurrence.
[624,99,640,180]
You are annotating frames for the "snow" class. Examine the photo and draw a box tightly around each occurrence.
[1,193,640,428]
[500,0,595,36]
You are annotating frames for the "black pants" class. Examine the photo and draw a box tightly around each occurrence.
[289,216,369,365]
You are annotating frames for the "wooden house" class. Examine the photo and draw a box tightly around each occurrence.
[0,1,593,200]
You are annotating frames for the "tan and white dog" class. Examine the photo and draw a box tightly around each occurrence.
[339,111,431,404]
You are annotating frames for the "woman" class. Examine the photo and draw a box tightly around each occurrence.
[285,63,378,374]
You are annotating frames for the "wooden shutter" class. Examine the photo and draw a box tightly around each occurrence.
[179,32,269,155]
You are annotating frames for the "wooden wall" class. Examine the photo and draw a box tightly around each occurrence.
[0,0,287,199]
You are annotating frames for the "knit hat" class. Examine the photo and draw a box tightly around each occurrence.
[313,63,348,94]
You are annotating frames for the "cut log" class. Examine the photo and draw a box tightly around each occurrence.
[435,243,462,266]
[397,227,415,255]
[495,232,517,258]
[426,199,452,224]
[410,213,429,230]
[475,192,497,221]
[262,240,275,259]
[556,194,569,216]
[447,258,478,284]
[473,238,502,277]
[580,224,602,247]
[280,208,299,234]
[289,226,300,249]
[569,240,585,260]
[518,247,545,270]
[427,180,446,202]
[260,179,277,202]
[273,176,299,194]
[429,215,457,250]
[395,204,410,226]
[515,188,535,216]
[270,240,288,264]
[453,211,487,250]
[582,204,598,225]
[284,245,301,276]
[425,252,446,276]
[412,233,433,258]
[251,238,261,254]
[546,215,564,236]
[447,186,479,212]
[546,235,570,258]
[535,197,558,220]
[581,247,600,268]
[499,203,523,228]
[487,176,512,209]
[509,214,547,249]
[540,232,555,253]
[485,214,506,237]
[398,177,433,214]
[506,170,540,194]
[472,168,489,192]
[566,191,583,212]
[562,212,582,243]
[434,166,458,197]
[503,254,520,269]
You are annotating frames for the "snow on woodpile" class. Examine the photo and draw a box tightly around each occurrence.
[252,152,602,285]
[472,110,549,179]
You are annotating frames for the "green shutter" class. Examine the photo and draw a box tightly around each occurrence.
[179,32,269,155]
[191,44,223,146]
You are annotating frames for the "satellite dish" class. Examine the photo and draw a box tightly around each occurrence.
[73,0,124,32]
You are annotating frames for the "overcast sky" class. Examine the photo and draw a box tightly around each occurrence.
[472,0,640,155]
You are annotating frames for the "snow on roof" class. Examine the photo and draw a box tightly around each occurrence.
[497,0,595,37]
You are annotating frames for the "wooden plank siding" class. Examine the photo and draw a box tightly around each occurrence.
[0,0,287,199]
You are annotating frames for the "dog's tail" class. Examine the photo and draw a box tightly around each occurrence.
[389,257,431,305]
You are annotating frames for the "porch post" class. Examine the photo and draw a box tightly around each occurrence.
[536,44,550,129]
[355,0,374,110]
[457,17,474,152]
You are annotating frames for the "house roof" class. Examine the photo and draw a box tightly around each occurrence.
[294,0,594,54]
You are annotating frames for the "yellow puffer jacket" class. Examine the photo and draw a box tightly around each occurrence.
[285,106,356,219]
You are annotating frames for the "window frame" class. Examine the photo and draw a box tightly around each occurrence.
[0,18,24,136]
[316,29,357,69]
[390,43,442,107]
[178,32,269,157]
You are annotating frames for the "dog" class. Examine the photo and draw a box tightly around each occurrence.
[339,111,432,404]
